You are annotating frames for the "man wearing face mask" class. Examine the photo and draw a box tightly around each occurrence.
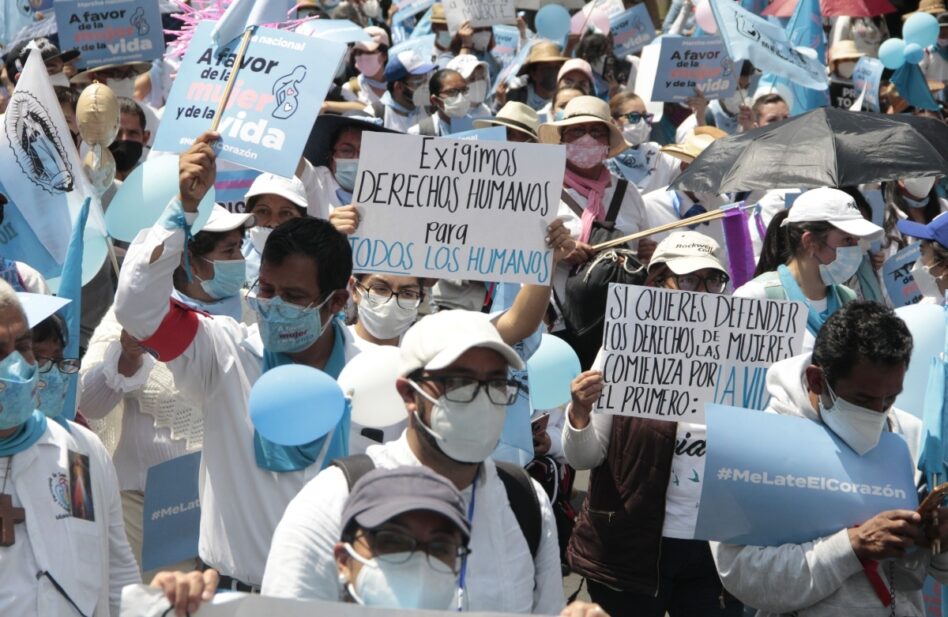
[341,27,390,118]
[70,61,150,100]
[897,210,948,304]
[110,98,150,181]
[114,132,361,592]
[446,55,492,119]
[381,50,436,132]
[505,42,569,112]
[409,69,473,136]
[713,301,948,617]
[262,309,566,614]
[2,37,79,89]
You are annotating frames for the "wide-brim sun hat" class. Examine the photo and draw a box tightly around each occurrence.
[660,126,728,163]
[516,41,570,76]
[537,95,629,158]
[473,102,540,140]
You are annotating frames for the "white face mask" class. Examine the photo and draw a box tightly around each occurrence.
[249,225,272,254]
[106,76,136,98]
[343,545,458,609]
[49,71,70,88]
[467,79,488,105]
[410,83,430,109]
[818,245,864,286]
[819,380,889,456]
[912,259,944,302]
[721,89,744,115]
[356,289,418,340]
[361,0,381,18]
[439,93,470,119]
[836,61,856,80]
[622,119,651,146]
[471,31,492,51]
[901,176,937,200]
[436,31,453,50]
[409,381,507,463]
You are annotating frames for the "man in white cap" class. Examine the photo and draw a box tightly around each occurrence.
[341,26,391,117]
[262,309,566,614]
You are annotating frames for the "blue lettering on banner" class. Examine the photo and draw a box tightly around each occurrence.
[55,0,165,69]
[884,243,923,309]
[695,404,917,546]
[142,452,201,571]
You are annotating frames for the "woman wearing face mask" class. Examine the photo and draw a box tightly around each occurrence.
[537,61,593,121]
[70,61,150,98]
[241,173,309,285]
[349,274,425,350]
[408,69,473,136]
[607,91,683,193]
[564,232,743,617]
[897,211,948,304]
[446,55,492,119]
[80,205,253,579]
[341,27,390,117]
[452,21,501,82]
[737,187,883,352]
[827,40,863,82]
[31,313,80,425]
[503,42,569,112]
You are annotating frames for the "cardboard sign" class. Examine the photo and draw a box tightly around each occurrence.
[884,243,924,309]
[852,56,884,113]
[828,78,858,109]
[152,22,346,177]
[55,0,165,69]
[141,452,201,571]
[650,36,738,102]
[610,4,655,56]
[443,0,516,33]
[596,285,807,423]
[349,132,565,284]
[694,404,917,546]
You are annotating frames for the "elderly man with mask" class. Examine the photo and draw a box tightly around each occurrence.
[712,301,948,617]
[261,310,566,614]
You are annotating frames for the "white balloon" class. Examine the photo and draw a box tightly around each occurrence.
[337,346,407,428]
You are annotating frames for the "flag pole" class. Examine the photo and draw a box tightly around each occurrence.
[211,26,256,131]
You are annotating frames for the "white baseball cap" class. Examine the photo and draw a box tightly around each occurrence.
[782,187,883,239]
[245,173,308,210]
[399,310,524,376]
[201,204,254,233]
[649,231,727,275]
[447,54,488,80]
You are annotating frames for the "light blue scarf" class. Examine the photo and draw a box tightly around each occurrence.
[778,264,841,336]
[0,411,48,456]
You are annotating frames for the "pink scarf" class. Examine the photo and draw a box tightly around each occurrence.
[565,167,612,243]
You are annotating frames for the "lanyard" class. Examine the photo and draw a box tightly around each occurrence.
[456,477,477,612]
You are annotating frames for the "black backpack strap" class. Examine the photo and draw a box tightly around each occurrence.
[605,179,627,225]
[560,189,584,218]
[331,454,376,490]
[495,461,542,560]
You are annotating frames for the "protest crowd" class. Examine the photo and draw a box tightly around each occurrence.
[2,0,948,615]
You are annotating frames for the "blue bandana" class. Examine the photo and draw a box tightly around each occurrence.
[0,411,48,456]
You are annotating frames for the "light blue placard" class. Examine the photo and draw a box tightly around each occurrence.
[450,126,507,141]
[389,34,436,60]
[650,36,737,102]
[55,0,165,69]
[392,0,435,25]
[215,163,261,213]
[852,56,884,113]
[695,404,917,547]
[611,4,655,56]
[152,22,346,177]
[491,24,520,67]
[491,38,535,96]
[295,18,372,44]
[142,452,201,571]
[883,243,923,309]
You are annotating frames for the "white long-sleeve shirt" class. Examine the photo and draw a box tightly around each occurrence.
[261,433,566,614]
[113,216,359,585]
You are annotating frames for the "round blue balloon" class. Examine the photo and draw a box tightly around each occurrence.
[527,334,582,410]
[106,156,215,243]
[878,38,907,70]
[903,12,939,49]
[536,5,571,42]
[250,364,346,446]
[904,42,925,65]
[894,303,946,419]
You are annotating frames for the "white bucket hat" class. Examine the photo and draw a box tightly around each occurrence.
[537,95,629,158]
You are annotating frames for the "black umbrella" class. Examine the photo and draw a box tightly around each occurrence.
[671,108,948,194]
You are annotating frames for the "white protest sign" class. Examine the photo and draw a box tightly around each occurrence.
[443,0,516,33]
[596,284,807,423]
[350,133,565,285]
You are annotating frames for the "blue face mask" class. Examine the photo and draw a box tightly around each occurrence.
[37,366,69,419]
[554,110,565,121]
[818,245,864,286]
[0,351,39,429]
[334,158,359,192]
[248,293,336,353]
[197,257,247,300]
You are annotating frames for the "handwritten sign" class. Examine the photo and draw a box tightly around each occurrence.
[610,4,655,56]
[152,22,346,178]
[55,0,165,69]
[829,78,857,109]
[852,56,884,113]
[350,132,565,285]
[596,285,806,423]
[141,452,201,571]
[650,36,737,102]
[443,0,516,33]
[694,404,917,546]
[884,243,924,308]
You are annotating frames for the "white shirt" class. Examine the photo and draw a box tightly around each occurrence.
[0,421,139,616]
[608,143,683,195]
[642,188,731,248]
[300,163,344,221]
[383,104,426,133]
[114,217,361,585]
[261,433,566,614]
[340,74,385,111]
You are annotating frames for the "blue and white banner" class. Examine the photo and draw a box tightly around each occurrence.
[152,22,346,178]
[610,4,654,56]
[710,0,828,91]
[650,36,737,103]
[491,24,520,68]
[215,162,261,213]
[883,243,923,309]
[695,404,917,547]
[55,0,165,69]
[142,452,201,571]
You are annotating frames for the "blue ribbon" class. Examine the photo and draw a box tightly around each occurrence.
[0,411,47,456]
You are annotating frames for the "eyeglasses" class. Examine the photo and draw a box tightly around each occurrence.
[357,282,422,309]
[37,357,80,374]
[413,375,524,406]
[561,124,610,143]
[439,86,469,99]
[661,272,730,294]
[333,144,360,159]
[360,529,471,574]
[248,279,334,315]
[623,111,654,125]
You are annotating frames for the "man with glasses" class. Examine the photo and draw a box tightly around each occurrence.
[381,50,436,133]
[262,309,567,614]
[113,132,360,592]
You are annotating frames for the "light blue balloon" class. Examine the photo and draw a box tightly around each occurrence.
[903,12,939,49]
[250,364,346,446]
[878,37,906,70]
[536,5,571,42]
[527,334,582,410]
[894,303,946,419]
[106,156,216,243]
[904,42,925,65]
[45,227,110,292]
